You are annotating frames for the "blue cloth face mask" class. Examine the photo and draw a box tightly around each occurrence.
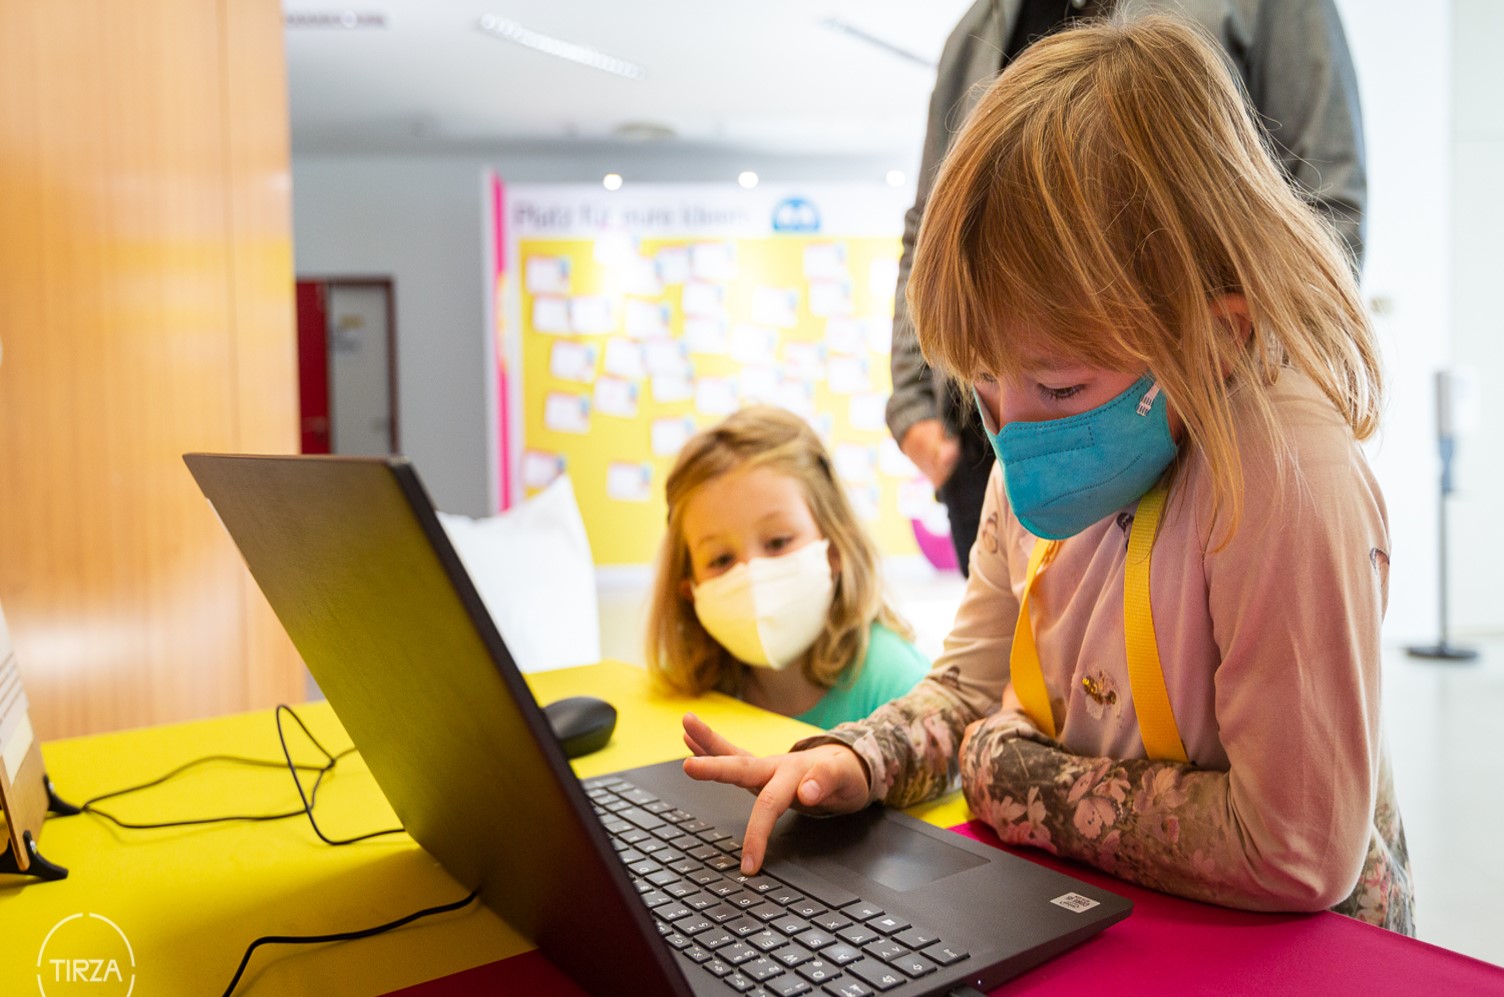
[975,374,1179,540]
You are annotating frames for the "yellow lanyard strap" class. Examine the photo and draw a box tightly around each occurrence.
[1009,481,1189,762]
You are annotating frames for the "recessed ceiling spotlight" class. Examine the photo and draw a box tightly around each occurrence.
[738,171,759,190]
[603,173,624,191]
[476,15,647,81]
[284,10,388,29]
[886,170,906,187]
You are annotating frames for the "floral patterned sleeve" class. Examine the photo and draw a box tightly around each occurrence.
[956,707,1415,934]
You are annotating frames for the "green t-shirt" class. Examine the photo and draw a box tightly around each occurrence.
[793,622,930,730]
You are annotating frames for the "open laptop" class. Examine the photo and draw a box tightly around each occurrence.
[184,453,1130,997]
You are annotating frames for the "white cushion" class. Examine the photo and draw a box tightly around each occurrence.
[436,475,600,672]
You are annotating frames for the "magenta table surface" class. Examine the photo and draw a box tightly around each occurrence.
[388,820,1504,997]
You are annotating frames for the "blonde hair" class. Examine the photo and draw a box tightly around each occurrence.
[645,405,912,698]
[908,14,1382,541]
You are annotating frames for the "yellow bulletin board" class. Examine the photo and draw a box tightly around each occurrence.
[505,184,937,567]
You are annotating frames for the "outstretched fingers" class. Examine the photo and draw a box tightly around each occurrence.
[682,712,751,758]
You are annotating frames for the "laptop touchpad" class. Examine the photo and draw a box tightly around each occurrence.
[770,808,988,893]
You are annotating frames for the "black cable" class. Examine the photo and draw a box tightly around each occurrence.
[271,705,404,845]
[218,887,481,997]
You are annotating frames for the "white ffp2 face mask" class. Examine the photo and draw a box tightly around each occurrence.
[691,539,835,669]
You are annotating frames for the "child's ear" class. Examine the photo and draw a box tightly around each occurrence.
[1212,292,1252,346]
[679,578,695,602]
[827,541,841,579]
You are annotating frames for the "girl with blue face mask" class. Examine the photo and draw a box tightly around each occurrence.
[681,14,1413,934]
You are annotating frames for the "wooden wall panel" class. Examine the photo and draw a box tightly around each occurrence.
[0,0,306,739]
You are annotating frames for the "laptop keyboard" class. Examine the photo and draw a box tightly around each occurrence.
[584,775,969,996]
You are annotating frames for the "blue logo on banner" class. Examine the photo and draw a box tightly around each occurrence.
[772,197,821,233]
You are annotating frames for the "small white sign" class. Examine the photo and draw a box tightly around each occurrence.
[1050,892,1101,913]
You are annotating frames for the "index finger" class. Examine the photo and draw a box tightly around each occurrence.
[738,761,805,875]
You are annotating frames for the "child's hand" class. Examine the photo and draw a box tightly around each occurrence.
[681,713,871,875]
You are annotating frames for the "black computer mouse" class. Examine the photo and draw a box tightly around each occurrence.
[542,695,617,759]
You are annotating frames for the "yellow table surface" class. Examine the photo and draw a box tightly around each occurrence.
[1,662,969,995]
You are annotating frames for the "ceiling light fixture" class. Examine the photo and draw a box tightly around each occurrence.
[738,172,759,190]
[603,173,624,191]
[284,10,388,29]
[476,15,647,80]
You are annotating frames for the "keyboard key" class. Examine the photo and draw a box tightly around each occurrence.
[668,858,701,876]
[841,902,883,921]
[602,819,632,835]
[889,952,936,979]
[921,943,968,967]
[866,915,907,935]
[862,940,905,964]
[683,892,717,911]
[720,941,759,965]
[620,808,666,831]
[675,915,715,937]
[709,880,742,897]
[707,855,741,872]
[764,863,859,909]
[747,928,791,953]
[771,914,811,936]
[767,887,806,907]
[695,928,735,949]
[657,903,691,922]
[639,838,669,853]
[718,839,744,854]
[621,788,659,805]
[727,916,764,938]
[793,929,837,950]
[705,904,741,923]
[617,848,645,866]
[722,972,754,992]
[767,975,813,996]
[836,925,879,947]
[823,981,873,997]
[892,926,939,950]
[664,932,692,950]
[809,911,850,932]
[796,957,840,983]
[821,944,862,966]
[668,834,702,850]
[748,902,785,921]
[664,809,696,823]
[726,892,760,910]
[741,956,783,981]
[704,958,733,977]
[664,880,696,898]
[691,845,723,861]
[641,890,670,908]
[844,959,905,992]
[688,869,722,887]
[644,800,674,814]
[772,944,814,968]
[679,818,713,834]
[787,900,825,919]
[699,828,733,843]
[683,944,714,964]
[647,870,681,888]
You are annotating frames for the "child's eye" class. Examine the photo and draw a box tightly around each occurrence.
[765,536,794,554]
[1036,383,1084,402]
[705,553,734,571]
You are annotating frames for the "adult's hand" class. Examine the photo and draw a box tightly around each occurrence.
[899,418,960,490]
[681,713,871,875]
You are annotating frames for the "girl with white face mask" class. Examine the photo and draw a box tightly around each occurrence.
[645,406,929,727]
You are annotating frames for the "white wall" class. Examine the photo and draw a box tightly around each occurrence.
[1449,0,1504,637]
[1334,0,1455,645]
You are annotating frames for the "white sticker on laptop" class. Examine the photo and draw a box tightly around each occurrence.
[1050,892,1101,913]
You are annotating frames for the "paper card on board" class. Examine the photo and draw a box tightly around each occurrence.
[533,296,571,334]
[690,242,736,282]
[750,286,799,329]
[846,483,881,523]
[825,318,866,356]
[828,355,872,395]
[783,342,824,380]
[869,257,900,300]
[681,281,725,319]
[626,298,671,340]
[543,392,591,434]
[879,437,921,479]
[737,367,779,405]
[694,377,738,416]
[652,374,695,404]
[522,449,567,490]
[865,316,892,355]
[606,462,654,502]
[656,246,690,285]
[549,340,598,384]
[651,416,696,457]
[644,340,690,379]
[570,296,616,335]
[603,339,647,380]
[729,325,778,366]
[834,444,877,484]
[849,393,888,432]
[808,280,853,318]
[594,377,640,419]
[624,254,664,296]
[803,242,848,281]
[684,317,729,356]
[776,380,816,420]
[526,255,572,295]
